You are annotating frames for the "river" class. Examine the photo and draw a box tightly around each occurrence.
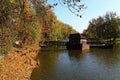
[31,45,120,80]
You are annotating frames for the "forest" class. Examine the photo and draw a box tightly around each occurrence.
[83,12,120,41]
[0,0,78,54]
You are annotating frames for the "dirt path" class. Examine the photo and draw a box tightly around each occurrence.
[0,47,39,80]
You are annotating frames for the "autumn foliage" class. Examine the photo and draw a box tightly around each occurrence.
[0,0,78,55]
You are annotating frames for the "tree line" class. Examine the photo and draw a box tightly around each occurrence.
[83,12,120,41]
[0,0,78,54]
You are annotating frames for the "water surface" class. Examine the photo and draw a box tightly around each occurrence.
[31,45,120,80]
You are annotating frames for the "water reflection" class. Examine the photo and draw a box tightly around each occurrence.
[68,50,82,60]
[31,45,120,80]
[31,48,59,80]
[90,45,120,68]
[68,50,89,61]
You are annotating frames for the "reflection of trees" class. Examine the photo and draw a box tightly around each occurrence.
[90,45,120,68]
[31,49,59,80]
[113,45,120,54]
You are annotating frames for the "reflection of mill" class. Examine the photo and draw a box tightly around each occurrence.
[68,50,89,60]
[68,50,81,60]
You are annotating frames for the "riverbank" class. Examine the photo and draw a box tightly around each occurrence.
[0,46,39,80]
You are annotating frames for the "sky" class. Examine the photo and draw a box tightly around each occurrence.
[48,0,120,33]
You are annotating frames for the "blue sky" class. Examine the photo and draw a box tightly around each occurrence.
[48,0,120,33]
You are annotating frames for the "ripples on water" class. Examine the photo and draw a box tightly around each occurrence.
[31,45,120,80]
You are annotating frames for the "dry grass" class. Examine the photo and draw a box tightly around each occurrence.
[0,46,39,80]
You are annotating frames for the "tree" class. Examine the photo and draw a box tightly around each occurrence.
[83,19,98,38]
[0,0,16,54]
[83,12,120,40]
[0,0,82,54]
[50,20,78,41]
[0,0,42,54]
[55,0,86,17]
[99,12,120,40]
